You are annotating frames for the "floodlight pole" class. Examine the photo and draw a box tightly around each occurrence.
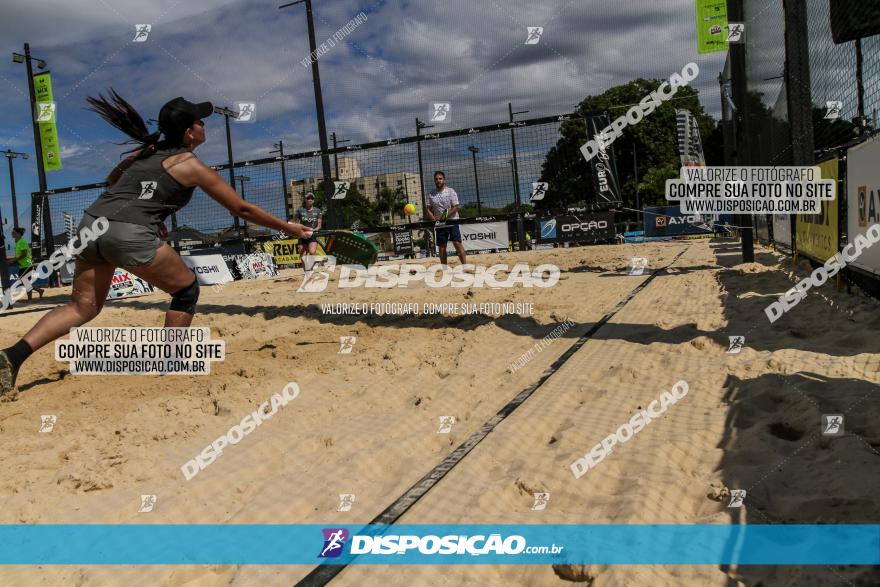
[280,0,335,229]
[14,43,52,261]
[509,102,528,249]
[19,44,47,194]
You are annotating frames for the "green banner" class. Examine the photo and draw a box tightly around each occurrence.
[33,71,62,171]
[695,0,729,54]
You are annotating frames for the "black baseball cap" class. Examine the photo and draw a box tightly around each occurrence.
[158,97,214,137]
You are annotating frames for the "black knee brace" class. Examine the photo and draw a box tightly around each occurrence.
[169,278,200,314]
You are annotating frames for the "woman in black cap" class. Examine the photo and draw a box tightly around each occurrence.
[0,89,312,395]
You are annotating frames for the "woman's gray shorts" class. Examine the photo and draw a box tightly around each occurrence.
[76,212,162,268]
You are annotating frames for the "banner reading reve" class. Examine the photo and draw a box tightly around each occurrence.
[262,239,301,265]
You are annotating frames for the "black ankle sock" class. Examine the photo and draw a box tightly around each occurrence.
[4,340,33,371]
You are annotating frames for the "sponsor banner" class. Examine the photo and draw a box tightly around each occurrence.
[847,140,880,274]
[695,0,729,54]
[33,72,62,171]
[538,213,616,243]
[107,269,155,300]
[0,524,877,565]
[262,239,301,265]
[644,206,713,237]
[30,195,55,258]
[182,254,235,285]
[622,230,671,243]
[586,114,623,205]
[391,229,414,255]
[772,215,792,247]
[443,222,509,252]
[233,253,278,280]
[797,157,839,261]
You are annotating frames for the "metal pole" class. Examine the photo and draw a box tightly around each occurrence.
[238,177,249,234]
[415,118,432,256]
[509,103,525,248]
[0,203,10,293]
[223,111,239,232]
[24,44,47,194]
[415,119,428,216]
[280,0,335,229]
[6,153,20,229]
[633,144,640,227]
[729,0,753,263]
[471,149,482,215]
[856,38,865,135]
[23,44,54,263]
[278,141,288,215]
[331,132,339,179]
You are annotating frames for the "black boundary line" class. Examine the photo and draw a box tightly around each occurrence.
[295,247,689,586]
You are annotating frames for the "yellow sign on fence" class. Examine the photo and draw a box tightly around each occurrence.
[796,158,839,261]
[261,239,327,266]
[263,239,301,265]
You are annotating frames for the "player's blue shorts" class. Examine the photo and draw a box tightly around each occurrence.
[436,225,462,245]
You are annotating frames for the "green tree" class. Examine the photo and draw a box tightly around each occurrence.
[538,78,717,211]
[313,183,380,229]
[375,187,405,225]
[637,162,679,207]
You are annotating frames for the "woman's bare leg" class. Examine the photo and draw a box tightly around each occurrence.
[22,261,116,352]
[123,244,198,328]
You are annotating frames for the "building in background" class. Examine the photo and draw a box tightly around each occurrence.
[285,157,423,225]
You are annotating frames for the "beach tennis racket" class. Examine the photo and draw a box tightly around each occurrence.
[312,230,379,267]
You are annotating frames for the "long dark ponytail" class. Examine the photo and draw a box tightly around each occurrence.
[86,88,169,184]
[85,88,170,159]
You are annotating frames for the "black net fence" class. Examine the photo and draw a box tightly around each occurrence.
[742,0,791,167]
[32,112,609,257]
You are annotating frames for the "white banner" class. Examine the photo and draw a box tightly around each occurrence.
[772,215,792,248]
[107,269,155,300]
[846,138,880,275]
[442,222,509,253]
[234,253,278,280]
[182,254,235,285]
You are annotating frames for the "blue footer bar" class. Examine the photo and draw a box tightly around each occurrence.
[1,524,878,565]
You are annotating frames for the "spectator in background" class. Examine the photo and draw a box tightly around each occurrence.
[6,227,44,301]
[295,192,323,270]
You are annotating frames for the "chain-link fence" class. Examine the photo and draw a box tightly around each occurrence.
[31,112,598,257]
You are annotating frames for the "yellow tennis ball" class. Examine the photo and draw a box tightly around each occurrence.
[403,203,417,215]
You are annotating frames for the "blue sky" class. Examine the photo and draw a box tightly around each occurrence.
[0,0,726,247]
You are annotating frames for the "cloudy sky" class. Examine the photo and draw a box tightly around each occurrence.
[0,0,726,242]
